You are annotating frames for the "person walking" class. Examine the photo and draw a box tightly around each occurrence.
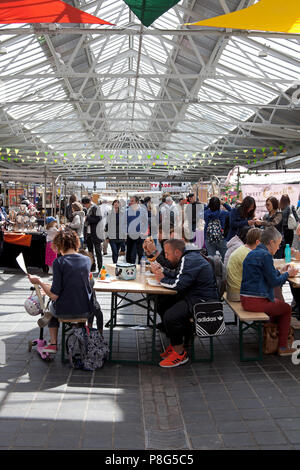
[204,196,231,261]
[125,196,148,264]
[255,197,284,258]
[106,200,126,264]
[280,194,299,249]
[82,196,103,272]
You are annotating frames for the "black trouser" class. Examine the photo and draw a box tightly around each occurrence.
[126,236,144,264]
[157,294,193,346]
[109,240,123,264]
[88,293,103,331]
[284,229,294,248]
[86,235,103,271]
[290,284,300,318]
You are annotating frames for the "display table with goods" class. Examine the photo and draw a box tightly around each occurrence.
[0,230,47,271]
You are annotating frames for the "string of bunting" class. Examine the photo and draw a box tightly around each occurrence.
[0,146,287,168]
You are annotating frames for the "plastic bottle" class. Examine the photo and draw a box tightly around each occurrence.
[140,257,146,274]
[285,244,291,263]
[100,266,107,280]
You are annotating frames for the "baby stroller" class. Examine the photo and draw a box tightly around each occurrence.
[26,285,54,361]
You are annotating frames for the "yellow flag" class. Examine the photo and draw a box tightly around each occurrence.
[185,0,300,34]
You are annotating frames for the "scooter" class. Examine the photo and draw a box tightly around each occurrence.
[28,286,54,362]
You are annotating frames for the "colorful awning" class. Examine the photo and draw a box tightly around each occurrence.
[0,0,113,24]
[123,0,180,27]
[186,0,300,34]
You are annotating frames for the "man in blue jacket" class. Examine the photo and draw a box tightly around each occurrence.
[125,196,148,264]
[153,238,218,368]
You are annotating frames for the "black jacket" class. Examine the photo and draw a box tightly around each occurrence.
[86,204,102,241]
[160,250,218,309]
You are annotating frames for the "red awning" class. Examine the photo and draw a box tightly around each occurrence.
[0,0,113,24]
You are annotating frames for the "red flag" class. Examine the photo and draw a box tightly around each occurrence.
[0,0,113,24]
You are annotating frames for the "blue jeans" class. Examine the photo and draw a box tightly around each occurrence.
[205,238,227,262]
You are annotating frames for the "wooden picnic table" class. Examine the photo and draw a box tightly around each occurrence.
[94,264,177,364]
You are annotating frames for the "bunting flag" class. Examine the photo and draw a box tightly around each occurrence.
[185,0,300,34]
[0,0,113,24]
[123,0,180,27]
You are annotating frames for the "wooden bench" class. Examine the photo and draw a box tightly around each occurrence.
[59,318,87,363]
[223,293,269,362]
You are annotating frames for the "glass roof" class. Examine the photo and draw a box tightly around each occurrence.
[0,0,299,179]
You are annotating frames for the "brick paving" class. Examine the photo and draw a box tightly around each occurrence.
[1,255,300,450]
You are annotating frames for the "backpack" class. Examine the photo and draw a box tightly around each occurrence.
[193,300,226,337]
[66,325,109,371]
[201,253,227,299]
[288,206,298,230]
[206,218,223,244]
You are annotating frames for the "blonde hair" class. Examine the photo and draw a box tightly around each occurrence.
[46,220,57,230]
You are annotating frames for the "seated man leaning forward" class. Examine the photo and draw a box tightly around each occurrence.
[240,226,298,357]
[152,238,219,368]
[226,228,262,302]
[28,229,93,354]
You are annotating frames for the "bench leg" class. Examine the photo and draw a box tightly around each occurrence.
[191,336,214,363]
[61,323,68,364]
[239,320,263,362]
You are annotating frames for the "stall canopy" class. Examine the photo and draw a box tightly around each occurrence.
[186,0,300,34]
[0,0,112,24]
[226,166,300,185]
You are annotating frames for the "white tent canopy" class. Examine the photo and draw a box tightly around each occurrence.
[226,166,300,185]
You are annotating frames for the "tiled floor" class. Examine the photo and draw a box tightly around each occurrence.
[1,255,300,450]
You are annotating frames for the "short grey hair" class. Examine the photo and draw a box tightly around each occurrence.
[260,226,282,245]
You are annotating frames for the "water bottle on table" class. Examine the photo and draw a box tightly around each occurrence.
[140,256,146,274]
[285,244,291,263]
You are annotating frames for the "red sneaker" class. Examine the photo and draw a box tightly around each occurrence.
[42,344,58,354]
[159,350,189,368]
[160,345,173,358]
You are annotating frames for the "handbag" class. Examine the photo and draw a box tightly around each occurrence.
[263,322,294,354]
[288,206,298,230]
[193,300,226,337]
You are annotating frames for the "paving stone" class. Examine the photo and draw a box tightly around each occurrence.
[239,409,270,421]
[276,417,300,430]
[191,434,224,450]
[216,421,248,433]
[146,428,187,450]
[185,420,217,435]
[246,420,278,432]
[211,410,242,422]
[234,398,264,409]
[221,432,256,448]
[253,431,287,446]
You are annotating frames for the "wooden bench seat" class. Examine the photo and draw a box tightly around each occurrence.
[223,293,269,362]
[223,293,269,322]
[59,318,87,323]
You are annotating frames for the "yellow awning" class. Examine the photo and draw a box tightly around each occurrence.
[185,0,300,34]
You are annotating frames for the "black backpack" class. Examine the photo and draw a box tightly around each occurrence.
[66,325,109,371]
[201,253,226,299]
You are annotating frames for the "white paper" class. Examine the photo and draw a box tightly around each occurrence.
[16,253,28,274]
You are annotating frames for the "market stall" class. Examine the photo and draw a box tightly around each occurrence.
[0,231,47,271]
[225,166,300,218]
